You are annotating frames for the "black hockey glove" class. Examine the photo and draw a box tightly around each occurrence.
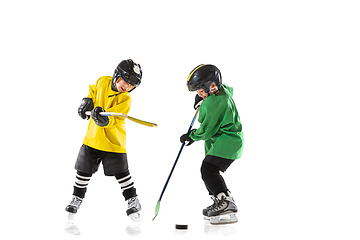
[91,107,109,127]
[194,94,203,110]
[180,130,196,146]
[78,98,94,119]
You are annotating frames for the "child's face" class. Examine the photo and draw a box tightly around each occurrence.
[196,82,218,99]
[196,88,208,100]
[115,78,134,93]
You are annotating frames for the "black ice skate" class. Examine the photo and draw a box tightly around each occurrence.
[126,197,142,222]
[207,192,238,225]
[65,196,83,214]
[203,195,218,220]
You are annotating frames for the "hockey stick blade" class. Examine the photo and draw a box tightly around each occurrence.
[127,115,157,128]
[152,201,161,220]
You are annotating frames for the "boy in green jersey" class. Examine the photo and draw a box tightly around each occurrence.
[180,64,244,224]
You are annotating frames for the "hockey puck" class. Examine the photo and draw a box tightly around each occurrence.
[175,224,188,230]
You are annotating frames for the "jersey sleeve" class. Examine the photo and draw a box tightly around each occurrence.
[189,100,226,141]
[87,78,99,101]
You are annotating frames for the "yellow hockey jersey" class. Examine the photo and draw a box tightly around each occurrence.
[82,76,132,153]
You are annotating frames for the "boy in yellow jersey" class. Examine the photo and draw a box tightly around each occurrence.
[65,59,142,221]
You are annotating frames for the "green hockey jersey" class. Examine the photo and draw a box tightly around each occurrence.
[189,84,244,160]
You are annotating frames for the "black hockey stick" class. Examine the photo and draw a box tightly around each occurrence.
[152,107,201,220]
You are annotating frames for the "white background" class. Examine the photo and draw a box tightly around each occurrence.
[1,0,359,239]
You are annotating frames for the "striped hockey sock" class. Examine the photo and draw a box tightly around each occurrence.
[115,171,137,200]
[75,172,92,189]
[117,174,134,191]
[73,171,92,199]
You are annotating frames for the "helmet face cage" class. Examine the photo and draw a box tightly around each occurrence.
[111,59,142,92]
[187,78,213,93]
[114,68,141,87]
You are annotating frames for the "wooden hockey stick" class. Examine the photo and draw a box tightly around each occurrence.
[85,111,157,127]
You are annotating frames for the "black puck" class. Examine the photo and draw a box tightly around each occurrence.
[175,224,188,230]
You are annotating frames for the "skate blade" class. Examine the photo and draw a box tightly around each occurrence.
[129,212,142,222]
[204,216,210,221]
[210,213,238,225]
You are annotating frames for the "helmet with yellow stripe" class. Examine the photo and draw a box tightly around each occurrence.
[186,64,222,93]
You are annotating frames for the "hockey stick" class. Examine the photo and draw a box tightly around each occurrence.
[85,111,157,127]
[152,107,200,220]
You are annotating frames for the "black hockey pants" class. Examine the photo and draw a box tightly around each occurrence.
[201,155,234,196]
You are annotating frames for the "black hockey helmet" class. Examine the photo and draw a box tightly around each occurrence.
[111,59,142,92]
[187,64,222,93]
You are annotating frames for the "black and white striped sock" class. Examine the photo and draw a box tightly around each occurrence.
[75,172,92,189]
[117,174,134,191]
[72,171,92,199]
[115,171,137,200]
